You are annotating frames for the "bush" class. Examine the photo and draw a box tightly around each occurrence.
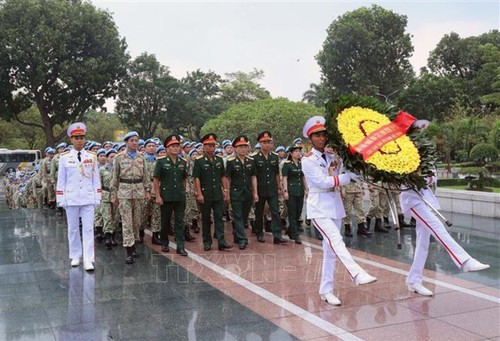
[469,143,498,162]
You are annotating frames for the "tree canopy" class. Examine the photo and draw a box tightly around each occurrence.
[0,0,129,146]
[316,4,414,97]
[201,98,322,147]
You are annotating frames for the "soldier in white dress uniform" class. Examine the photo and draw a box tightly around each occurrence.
[56,122,102,271]
[301,116,377,306]
[401,181,490,296]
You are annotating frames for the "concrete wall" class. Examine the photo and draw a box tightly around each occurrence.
[435,188,500,219]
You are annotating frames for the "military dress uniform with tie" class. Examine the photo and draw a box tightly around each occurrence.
[193,153,227,249]
[56,148,101,267]
[225,152,255,248]
[154,154,187,252]
[252,150,283,241]
[281,159,305,242]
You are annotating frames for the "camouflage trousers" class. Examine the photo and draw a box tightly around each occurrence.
[184,193,199,224]
[342,192,365,225]
[94,204,103,227]
[118,198,143,247]
[367,189,389,218]
[150,198,161,233]
[34,189,44,209]
[102,202,119,234]
[44,179,56,203]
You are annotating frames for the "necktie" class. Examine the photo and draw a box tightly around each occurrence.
[321,153,327,162]
[77,152,81,162]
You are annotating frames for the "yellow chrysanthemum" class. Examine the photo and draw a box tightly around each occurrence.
[337,107,420,175]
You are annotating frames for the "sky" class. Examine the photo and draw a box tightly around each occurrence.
[93,0,500,105]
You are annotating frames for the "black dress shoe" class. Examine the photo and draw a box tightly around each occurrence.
[273,237,287,244]
[239,242,247,250]
[151,232,162,245]
[161,244,170,252]
[204,244,211,251]
[176,248,188,256]
[218,243,233,251]
[257,235,265,243]
[185,230,196,242]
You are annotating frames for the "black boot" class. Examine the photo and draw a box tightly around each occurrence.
[105,233,112,250]
[250,220,256,235]
[138,229,145,243]
[366,216,372,230]
[131,245,139,258]
[383,216,392,229]
[264,219,272,232]
[95,226,104,243]
[185,227,195,242]
[398,214,412,228]
[375,218,389,233]
[281,218,287,230]
[125,247,134,264]
[344,224,353,237]
[191,219,200,233]
[111,232,118,246]
[357,222,373,236]
[151,232,162,245]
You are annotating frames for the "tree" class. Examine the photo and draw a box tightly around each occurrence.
[316,4,414,97]
[469,143,498,162]
[302,82,331,108]
[0,0,129,146]
[220,69,271,105]
[397,73,463,120]
[84,111,126,143]
[115,53,179,138]
[173,70,227,140]
[478,43,500,106]
[201,98,322,146]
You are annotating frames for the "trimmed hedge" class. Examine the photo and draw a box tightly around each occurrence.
[438,177,500,187]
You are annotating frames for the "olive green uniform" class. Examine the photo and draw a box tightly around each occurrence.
[192,154,226,247]
[252,151,282,239]
[154,155,187,249]
[282,160,305,240]
[225,155,255,245]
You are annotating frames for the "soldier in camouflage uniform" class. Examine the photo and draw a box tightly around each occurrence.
[40,148,56,208]
[341,182,372,237]
[32,169,44,209]
[366,182,390,233]
[110,131,151,264]
[93,149,107,242]
[141,139,162,245]
[101,149,119,249]
[184,148,200,234]
[51,143,67,215]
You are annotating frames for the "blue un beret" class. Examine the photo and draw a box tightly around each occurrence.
[275,146,285,153]
[105,148,117,157]
[96,148,106,156]
[56,142,67,149]
[124,131,139,141]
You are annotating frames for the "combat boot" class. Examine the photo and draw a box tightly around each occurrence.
[191,219,200,233]
[185,227,195,242]
[151,232,162,245]
[111,232,118,246]
[264,219,272,232]
[131,245,139,258]
[398,214,412,228]
[383,216,392,229]
[357,222,372,236]
[105,233,112,250]
[138,229,145,243]
[95,226,104,243]
[344,224,353,237]
[365,216,372,230]
[375,218,389,233]
[125,247,134,264]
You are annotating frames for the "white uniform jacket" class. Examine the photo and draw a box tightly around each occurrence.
[56,149,102,207]
[302,148,352,219]
[400,186,440,214]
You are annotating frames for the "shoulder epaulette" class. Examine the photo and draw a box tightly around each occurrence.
[249,152,257,157]
[245,155,254,160]
[61,151,70,155]
[215,154,223,158]
[227,156,236,161]
[88,151,96,155]
[156,156,166,160]
[284,160,291,163]
[271,152,278,156]
[180,156,187,162]
[196,155,204,160]
[304,151,313,157]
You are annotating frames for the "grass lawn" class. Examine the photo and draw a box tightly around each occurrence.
[439,185,500,193]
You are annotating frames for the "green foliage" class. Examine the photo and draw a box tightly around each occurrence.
[316,4,414,97]
[84,111,125,143]
[459,166,487,175]
[220,69,271,106]
[116,52,179,138]
[302,82,331,108]
[397,73,463,121]
[201,98,321,146]
[325,94,437,189]
[469,143,499,162]
[0,0,129,146]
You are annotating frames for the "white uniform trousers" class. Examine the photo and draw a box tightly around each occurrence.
[312,218,364,295]
[66,205,95,263]
[407,202,472,285]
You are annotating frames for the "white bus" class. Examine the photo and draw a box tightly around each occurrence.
[0,149,42,174]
